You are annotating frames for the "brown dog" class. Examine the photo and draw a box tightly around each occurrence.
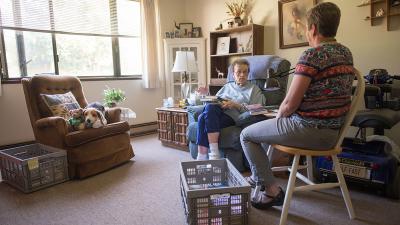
[83,108,107,128]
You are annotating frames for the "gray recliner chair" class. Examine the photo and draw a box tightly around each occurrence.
[186,55,291,171]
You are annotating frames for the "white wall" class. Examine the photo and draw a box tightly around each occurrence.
[184,0,400,75]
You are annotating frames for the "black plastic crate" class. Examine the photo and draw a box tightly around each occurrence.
[0,143,68,193]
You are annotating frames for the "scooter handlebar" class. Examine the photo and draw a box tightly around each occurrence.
[391,75,400,80]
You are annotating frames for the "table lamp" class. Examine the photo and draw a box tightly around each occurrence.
[172,51,199,99]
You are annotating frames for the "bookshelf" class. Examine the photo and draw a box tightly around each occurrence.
[209,24,264,95]
[358,0,400,31]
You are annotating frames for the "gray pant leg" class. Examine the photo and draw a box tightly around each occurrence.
[240,117,339,187]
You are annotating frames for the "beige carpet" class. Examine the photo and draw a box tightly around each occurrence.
[0,134,399,225]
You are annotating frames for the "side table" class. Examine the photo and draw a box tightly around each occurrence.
[120,107,137,123]
[156,107,188,151]
[120,107,136,135]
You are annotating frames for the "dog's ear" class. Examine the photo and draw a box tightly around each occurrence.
[96,110,105,125]
[99,105,105,112]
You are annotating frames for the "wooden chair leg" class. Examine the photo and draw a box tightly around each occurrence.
[267,145,274,163]
[332,155,356,219]
[306,155,314,181]
[280,154,300,225]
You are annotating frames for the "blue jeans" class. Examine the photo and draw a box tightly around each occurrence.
[196,103,235,148]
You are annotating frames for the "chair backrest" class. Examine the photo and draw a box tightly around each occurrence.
[22,75,88,135]
[334,69,365,149]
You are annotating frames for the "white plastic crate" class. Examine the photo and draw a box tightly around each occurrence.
[0,143,68,193]
[180,159,251,225]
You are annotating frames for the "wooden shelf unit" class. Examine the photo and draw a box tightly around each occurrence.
[359,0,400,30]
[388,2,400,30]
[357,0,386,7]
[209,24,264,95]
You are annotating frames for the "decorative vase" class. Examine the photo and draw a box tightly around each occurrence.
[234,17,242,26]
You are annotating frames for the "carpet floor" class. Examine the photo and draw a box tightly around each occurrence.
[0,134,399,225]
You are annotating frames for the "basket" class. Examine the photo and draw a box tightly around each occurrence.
[0,143,68,193]
[180,159,251,225]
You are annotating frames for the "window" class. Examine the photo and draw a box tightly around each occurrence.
[0,0,141,80]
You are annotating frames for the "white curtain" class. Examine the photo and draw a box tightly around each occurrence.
[141,0,164,88]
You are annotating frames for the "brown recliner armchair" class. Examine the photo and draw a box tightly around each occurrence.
[22,75,134,179]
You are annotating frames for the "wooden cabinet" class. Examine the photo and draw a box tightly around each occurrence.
[209,24,264,95]
[163,38,206,102]
[358,0,400,31]
[156,107,188,151]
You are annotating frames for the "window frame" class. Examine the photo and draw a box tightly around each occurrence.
[0,0,142,83]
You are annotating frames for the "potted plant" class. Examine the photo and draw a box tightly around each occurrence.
[103,86,126,107]
[225,0,248,26]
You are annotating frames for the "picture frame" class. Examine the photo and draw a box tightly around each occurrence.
[278,0,316,49]
[216,37,231,55]
[179,23,193,38]
[192,27,202,38]
[165,32,170,38]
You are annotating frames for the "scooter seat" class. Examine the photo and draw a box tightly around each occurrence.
[352,108,400,129]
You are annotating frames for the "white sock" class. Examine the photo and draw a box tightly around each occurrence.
[196,152,208,160]
[209,143,221,160]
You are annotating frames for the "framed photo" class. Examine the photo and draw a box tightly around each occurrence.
[278,0,316,49]
[179,23,193,38]
[192,27,202,38]
[216,37,230,55]
[165,32,170,38]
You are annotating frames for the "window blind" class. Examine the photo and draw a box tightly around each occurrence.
[0,0,140,37]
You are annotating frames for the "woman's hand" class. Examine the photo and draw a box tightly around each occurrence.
[220,100,241,110]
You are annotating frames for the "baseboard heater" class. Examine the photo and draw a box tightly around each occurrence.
[130,121,158,137]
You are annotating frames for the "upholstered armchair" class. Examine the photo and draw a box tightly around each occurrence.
[186,55,291,171]
[22,75,134,179]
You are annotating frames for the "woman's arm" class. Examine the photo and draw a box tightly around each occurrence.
[277,75,311,118]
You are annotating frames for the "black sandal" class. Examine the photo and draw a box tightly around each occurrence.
[251,187,285,209]
[244,176,265,191]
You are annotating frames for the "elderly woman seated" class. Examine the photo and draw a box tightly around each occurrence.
[196,59,265,160]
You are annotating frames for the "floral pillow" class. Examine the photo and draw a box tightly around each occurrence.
[41,92,80,119]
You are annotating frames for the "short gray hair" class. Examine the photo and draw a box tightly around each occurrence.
[307,2,341,37]
[232,59,250,73]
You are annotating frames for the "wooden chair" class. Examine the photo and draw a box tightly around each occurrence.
[266,70,365,225]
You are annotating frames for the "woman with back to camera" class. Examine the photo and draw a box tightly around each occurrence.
[240,2,356,209]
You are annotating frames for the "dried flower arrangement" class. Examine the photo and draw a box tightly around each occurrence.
[225,0,248,19]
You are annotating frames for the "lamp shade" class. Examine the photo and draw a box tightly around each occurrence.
[172,51,198,73]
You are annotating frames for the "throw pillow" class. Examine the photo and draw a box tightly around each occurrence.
[41,92,80,119]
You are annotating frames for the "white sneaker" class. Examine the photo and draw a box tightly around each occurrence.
[208,152,221,160]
